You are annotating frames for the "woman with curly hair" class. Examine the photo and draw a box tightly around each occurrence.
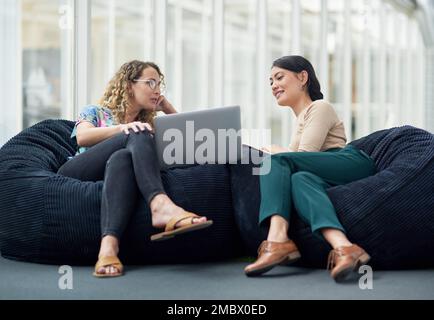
[58,60,212,277]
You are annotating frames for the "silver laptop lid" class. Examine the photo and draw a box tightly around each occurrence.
[154,106,241,169]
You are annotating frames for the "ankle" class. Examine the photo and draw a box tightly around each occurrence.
[267,216,289,243]
[321,228,352,249]
[267,232,290,243]
[331,241,353,250]
[99,235,119,258]
[150,194,169,213]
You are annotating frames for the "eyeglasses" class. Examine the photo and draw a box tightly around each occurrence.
[133,78,166,92]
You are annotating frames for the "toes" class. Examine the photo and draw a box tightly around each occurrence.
[193,217,207,224]
[110,266,119,275]
[96,266,120,275]
[96,267,106,275]
[174,216,207,228]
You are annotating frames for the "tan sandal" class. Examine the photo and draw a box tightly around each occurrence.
[93,256,124,278]
[150,212,213,242]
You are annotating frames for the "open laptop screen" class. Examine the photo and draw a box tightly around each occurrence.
[153,106,241,169]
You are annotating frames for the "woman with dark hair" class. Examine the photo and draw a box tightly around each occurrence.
[244,56,376,281]
[58,60,212,277]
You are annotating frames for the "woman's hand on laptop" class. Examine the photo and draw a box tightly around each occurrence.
[155,95,177,114]
[118,122,153,134]
[261,145,289,154]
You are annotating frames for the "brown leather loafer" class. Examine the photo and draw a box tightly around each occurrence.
[244,240,301,277]
[327,244,371,282]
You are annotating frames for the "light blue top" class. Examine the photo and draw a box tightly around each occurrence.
[71,105,117,156]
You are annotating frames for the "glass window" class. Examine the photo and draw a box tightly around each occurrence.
[426,48,434,132]
[1,0,431,148]
[363,2,382,131]
[301,0,321,69]
[327,0,345,115]
[384,4,397,127]
[21,0,74,129]
[91,0,153,106]
[224,0,257,130]
[351,0,369,138]
[1,0,21,145]
[167,0,212,112]
[268,0,293,146]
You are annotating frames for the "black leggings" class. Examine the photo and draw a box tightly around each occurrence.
[58,130,165,239]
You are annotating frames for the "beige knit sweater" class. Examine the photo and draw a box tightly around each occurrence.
[288,99,347,152]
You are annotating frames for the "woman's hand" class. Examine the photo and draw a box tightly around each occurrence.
[261,145,289,154]
[118,122,153,135]
[155,95,177,114]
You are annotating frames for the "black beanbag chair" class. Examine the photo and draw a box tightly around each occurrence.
[230,126,434,269]
[2,120,433,270]
[0,120,242,265]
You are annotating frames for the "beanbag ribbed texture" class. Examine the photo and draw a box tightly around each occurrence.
[230,127,434,269]
[0,120,242,265]
[2,120,433,269]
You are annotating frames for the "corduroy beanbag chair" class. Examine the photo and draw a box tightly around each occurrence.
[0,119,242,265]
[230,126,434,269]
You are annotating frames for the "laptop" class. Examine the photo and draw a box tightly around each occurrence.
[154,106,242,169]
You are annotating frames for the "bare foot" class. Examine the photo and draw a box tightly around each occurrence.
[95,235,121,276]
[150,194,207,229]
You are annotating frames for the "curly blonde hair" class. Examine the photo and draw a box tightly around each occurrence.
[98,60,165,126]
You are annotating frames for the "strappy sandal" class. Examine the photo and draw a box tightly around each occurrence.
[150,212,213,242]
[93,256,124,278]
